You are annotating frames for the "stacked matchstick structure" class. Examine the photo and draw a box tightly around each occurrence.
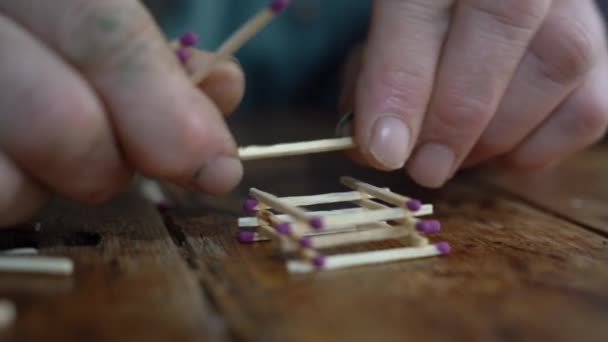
[238,177,451,273]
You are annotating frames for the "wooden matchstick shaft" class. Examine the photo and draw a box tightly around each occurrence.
[249,188,313,225]
[0,248,38,256]
[0,299,16,329]
[191,9,276,83]
[0,256,73,275]
[357,197,428,246]
[323,207,408,230]
[238,204,433,227]
[238,137,355,161]
[242,189,392,215]
[280,224,409,252]
[341,177,412,207]
[257,220,282,241]
[277,189,384,207]
[358,198,419,226]
[287,244,444,273]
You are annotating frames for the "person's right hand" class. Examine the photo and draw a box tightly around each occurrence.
[0,1,245,227]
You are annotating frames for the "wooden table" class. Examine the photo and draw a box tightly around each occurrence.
[1,112,607,342]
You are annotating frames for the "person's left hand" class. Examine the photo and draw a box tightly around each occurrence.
[339,0,608,187]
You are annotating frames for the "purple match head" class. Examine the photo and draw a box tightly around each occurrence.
[427,220,441,234]
[309,216,324,230]
[155,201,172,211]
[269,0,290,13]
[415,220,431,233]
[274,222,292,235]
[435,242,451,255]
[299,236,313,248]
[242,198,259,213]
[406,199,422,212]
[415,220,441,234]
[312,255,326,268]
[179,31,199,47]
[176,48,189,64]
[237,231,256,243]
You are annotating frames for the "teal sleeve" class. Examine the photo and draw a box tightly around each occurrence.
[145,0,371,111]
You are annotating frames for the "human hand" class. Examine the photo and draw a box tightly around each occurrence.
[340,0,608,187]
[0,1,245,226]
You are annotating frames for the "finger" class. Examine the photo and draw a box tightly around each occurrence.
[0,152,49,227]
[338,44,365,114]
[338,45,368,166]
[0,0,242,194]
[502,59,608,170]
[185,49,245,115]
[355,0,453,170]
[407,0,551,187]
[466,0,604,166]
[0,14,132,203]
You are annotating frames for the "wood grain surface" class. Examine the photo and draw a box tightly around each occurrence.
[1,111,606,342]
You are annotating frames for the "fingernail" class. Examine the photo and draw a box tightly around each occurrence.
[369,116,409,170]
[194,156,243,194]
[408,143,455,188]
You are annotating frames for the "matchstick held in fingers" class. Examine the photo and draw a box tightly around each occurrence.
[190,0,291,83]
[238,137,355,161]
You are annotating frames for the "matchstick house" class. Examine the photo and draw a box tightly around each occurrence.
[237,177,451,273]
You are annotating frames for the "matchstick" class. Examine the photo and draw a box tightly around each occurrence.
[358,197,434,245]
[238,204,433,227]
[249,188,324,229]
[254,209,327,265]
[256,208,308,236]
[138,177,171,210]
[0,299,16,329]
[287,243,451,273]
[280,223,411,252]
[271,189,385,207]
[341,177,422,211]
[190,0,291,83]
[357,198,440,235]
[242,188,391,214]
[238,137,355,161]
[323,207,409,230]
[0,247,39,256]
[0,256,73,276]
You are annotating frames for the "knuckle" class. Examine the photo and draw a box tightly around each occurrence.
[463,0,548,32]
[504,155,547,172]
[562,97,608,141]
[11,80,131,204]
[474,138,510,159]
[131,119,214,182]
[20,86,102,167]
[61,0,156,68]
[372,66,431,115]
[432,91,494,134]
[68,138,133,205]
[533,18,597,85]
